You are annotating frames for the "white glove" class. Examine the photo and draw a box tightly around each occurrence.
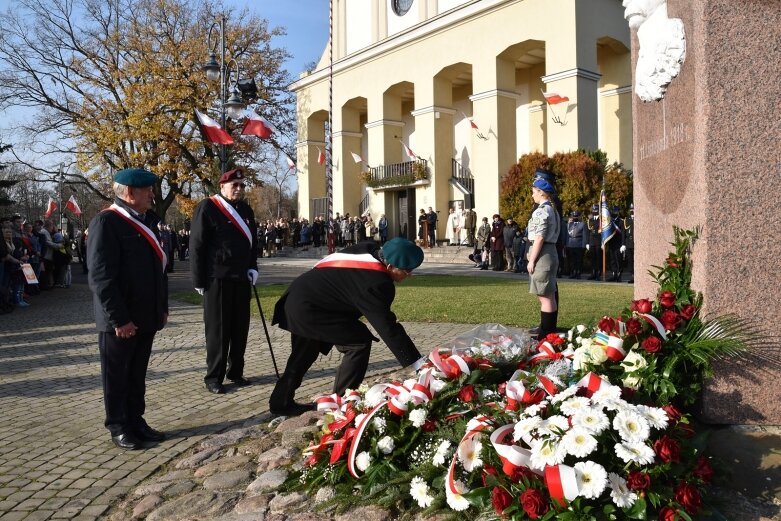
[586,244,590,252]
[247,269,259,286]
[195,288,204,296]
[620,245,626,253]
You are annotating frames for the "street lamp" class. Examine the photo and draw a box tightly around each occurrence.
[203,15,246,174]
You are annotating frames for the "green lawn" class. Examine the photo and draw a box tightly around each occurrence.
[172,276,634,328]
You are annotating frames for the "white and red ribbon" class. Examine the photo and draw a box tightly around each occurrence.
[314,252,388,273]
[575,372,613,397]
[639,313,669,340]
[446,416,492,496]
[544,464,579,505]
[429,348,472,379]
[106,205,167,270]
[210,195,253,246]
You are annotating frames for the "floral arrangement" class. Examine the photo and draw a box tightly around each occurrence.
[283,228,752,520]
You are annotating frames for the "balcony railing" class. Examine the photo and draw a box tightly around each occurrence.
[362,159,429,188]
[450,158,474,197]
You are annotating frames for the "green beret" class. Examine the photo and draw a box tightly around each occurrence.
[382,237,424,270]
[114,168,157,187]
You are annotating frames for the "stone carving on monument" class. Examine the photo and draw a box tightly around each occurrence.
[623,0,686,101]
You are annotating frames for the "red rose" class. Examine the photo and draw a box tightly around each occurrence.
[659,506,679,521]
[491,486,513,517]
[504,462,535,482]
[482,464,499,487]
[598,317,617,333]
[626,317,643,335]
[660,310,681,331]
[680,304,697,320]
[662,404,682,423]
[654,435,681,463]
[631,298,653,314]
[659,291,677,308]
[422,419,437,432]
[692,455,714,483]
[626,470,651,491]
[674,481,703,515]
[520,488,548,519]
[642,336,663,353]
[459,384,477,403]
[545,333,565,346]
[523,388,546,405]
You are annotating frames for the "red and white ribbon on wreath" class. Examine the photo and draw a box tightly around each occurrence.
[505,369,532,409]
[346,400,389,478]
[429,348,472,379]
[639,313,668,340]
[575,371,614,397]
[544,464,579,505]
[490,423,541,476]
[316,389,361,412]
[593,330,626,361]
[446,415,492,496]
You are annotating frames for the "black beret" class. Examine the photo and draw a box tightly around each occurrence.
[114,168,157,187]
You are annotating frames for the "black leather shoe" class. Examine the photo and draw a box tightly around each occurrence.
[111,433,142,450]
[269,401,316,417]
[528,326,542,335]
[206,382,225,394]
[136,425,165,442]
[229,377,252,387]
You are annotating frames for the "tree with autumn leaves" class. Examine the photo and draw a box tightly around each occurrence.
[0,0,294,220]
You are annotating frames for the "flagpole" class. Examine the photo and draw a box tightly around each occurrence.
[58,164,64,234]
[601,182,606,282]
[326,0,335,253]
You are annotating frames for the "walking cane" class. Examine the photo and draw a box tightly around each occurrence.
[252,285,280,379]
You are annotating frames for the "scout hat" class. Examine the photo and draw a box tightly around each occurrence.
[114,168,157,187]
[219,168,245,184]
[382,237,424,270]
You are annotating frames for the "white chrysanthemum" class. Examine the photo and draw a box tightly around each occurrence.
[445,480,470,511]
[574,461,608,499]
[550,385,579,404]
[608,472,638,508]
[373,417,387,433]
[529,439,566,470]
[513,416,543,442]
[430,378,447,393]
[408,408,428,428]
[571,408,610,434]
[355,451,372,471]
[353,413,367,427]
[457,438,483,472]
[522,402,546,417]
[562,427,598,458]
[614,441,656,465]
[410,476,434,508]
[636,404,669,430]
[560,396,591,416]
[538,415,570,437]
[613,410,651,442]
[588,344,608,364]
[378,436,395,454]
[432,439,452,467]
[363,389,385,408]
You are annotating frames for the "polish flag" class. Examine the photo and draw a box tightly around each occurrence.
[286,154,296,170]
[543,92,570,105]
[350,152,364,164]
[460,110,479,130]
[44,197,57,219]
[317,147,325,165]
[195,110,234,145]
[401,141,417,160]
[65,195,82,217]
[241,111,273,139]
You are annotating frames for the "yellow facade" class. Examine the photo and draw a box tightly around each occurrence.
[292,0,632,238]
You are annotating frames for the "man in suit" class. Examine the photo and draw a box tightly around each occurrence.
[190,168,259,394]
[566,211,587,279]
[269,237,426,416]
[426,207,438,247]
[606,206,625,282]
[87,168,168,450]
[587,204,602,280]
[463,208,477,247]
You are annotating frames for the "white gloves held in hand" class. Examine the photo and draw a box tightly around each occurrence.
[247,269,259,286]
[195,288,204,296]
[586,244,590,252]
[620,245,627,254]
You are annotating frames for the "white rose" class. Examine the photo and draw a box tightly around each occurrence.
[576,324,587,334]
[373,417,386,433]
[580,337,593,349]
[378,436,395,454]
[621,351,648,389]
[588,344,608,365]
[355,451,372,471]
[430,379,447,393]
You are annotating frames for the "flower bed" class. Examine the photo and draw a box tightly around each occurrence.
[283,228,754,520]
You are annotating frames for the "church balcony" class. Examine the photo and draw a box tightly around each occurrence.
[361,159,429,191]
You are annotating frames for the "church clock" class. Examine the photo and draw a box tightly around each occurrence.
[392,0,414,16]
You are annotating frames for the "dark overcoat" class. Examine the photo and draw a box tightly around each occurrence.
[272,242,420,367]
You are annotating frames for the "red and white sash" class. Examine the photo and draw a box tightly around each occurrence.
[314,252,388,273]
[210,195,253,246]
[106,204,167,270]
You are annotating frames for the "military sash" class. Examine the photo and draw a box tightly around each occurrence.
[106,204,167,270]
[314,252,388,273]
[210,195,253,246]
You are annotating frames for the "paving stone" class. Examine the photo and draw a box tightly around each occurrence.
[202,470,253,491]
[132,481,170,496]
[233,493,269,514]
[281,425,320,448]
[268,491,308,513]
[199,428,253,450]
[19,511,55,521]
[145,491,237,521]
[131,494,163,518]
[314,487,335,505]
[274,412,321,434]
[175,447,221,469]
[255,447,299,473]
[246,469,288,495]
[152,469,192,483]
[194,456,252,478]
[162,480,196,498]
[335,505,392,521]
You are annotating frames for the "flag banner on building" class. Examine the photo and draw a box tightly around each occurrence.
[241,110,273,139]
[400,141,417,160]
[65,195,82,217]
[351,151,364,164]
[195,110,234,145]
[286,154,296,170]
[542,92,570,105]
[460,110,479,129]
[44,197,57,219]
[317,147,326,165]
[599,189,615,246]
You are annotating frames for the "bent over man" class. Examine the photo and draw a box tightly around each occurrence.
[88,168,168,450]
[269,238,425,416]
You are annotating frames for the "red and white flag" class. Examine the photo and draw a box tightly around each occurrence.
[543,92,570,105]
[44,197,57,219]
[460,110,479,130]
[285,154,296,170]
[317,147,325,165]
[350,151,364,164]
[241,110,273,139]
[400,141,417,160]
[195,110,234,145]
[65,195,82,217]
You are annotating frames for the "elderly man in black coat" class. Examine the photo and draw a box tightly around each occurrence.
[87,168,168,450]
[269,238,425,416]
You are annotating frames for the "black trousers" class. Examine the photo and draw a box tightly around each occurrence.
[269,333,371,408]
[99,330,155,436]
[567,247,584,275]
[608,242,623,275]
[203,278,251,384]
[589,242,602,276]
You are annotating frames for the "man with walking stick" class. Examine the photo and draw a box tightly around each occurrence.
[190,168,258,394]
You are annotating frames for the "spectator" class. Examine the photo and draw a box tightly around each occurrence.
[1,224,30,307]
[502,217,518,272]
[489,214,505,271]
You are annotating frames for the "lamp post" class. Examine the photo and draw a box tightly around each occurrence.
[203,16,246,175]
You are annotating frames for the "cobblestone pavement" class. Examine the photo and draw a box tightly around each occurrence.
[0,259,478,520]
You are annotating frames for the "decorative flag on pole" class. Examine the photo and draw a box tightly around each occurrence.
[542,92,570,105]
[195,110,234,145]
[240,111,273,139]
[460,110,479,130]
[350,151,364,164]
[317,147,326,166]
[599,189,616,246]
[285,154,296,170]
[44,197,57,219]
[400,141,417,160]
[65,195,82,217]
